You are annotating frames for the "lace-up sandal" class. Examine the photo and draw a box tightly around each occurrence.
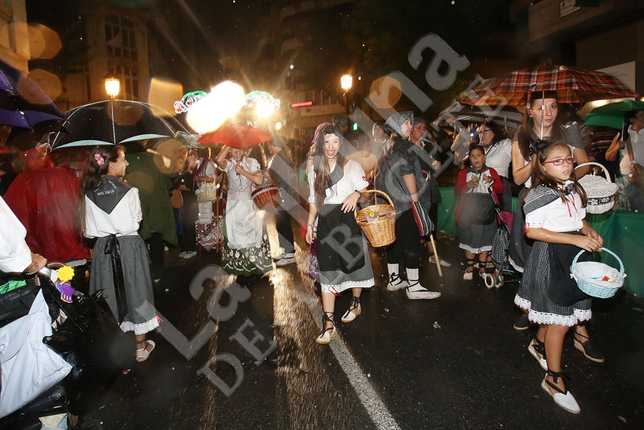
[478,258,495,288]
[136,340,156,362]
[341,297,361,323]
[405,280,441,300]
[387,273,409,291]
[573,331,604,363]
[463,259,474,281]
[528,338,547,370]
[541,370,580,414]
[316,312,336,345]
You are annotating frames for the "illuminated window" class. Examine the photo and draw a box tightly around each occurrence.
[105,14,139,98]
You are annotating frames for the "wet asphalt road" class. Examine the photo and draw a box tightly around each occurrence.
[79,223,644,430]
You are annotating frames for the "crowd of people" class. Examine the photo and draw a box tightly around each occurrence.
[1,95,643,422]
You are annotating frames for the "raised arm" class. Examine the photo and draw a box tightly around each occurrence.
[604,133,622,162]
[215,146,231,169]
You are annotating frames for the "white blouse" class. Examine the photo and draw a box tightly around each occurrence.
[308,160,369,205]
[84,187,143,238]
[220,157,261,201]
[484,138,512,178]
[0,196,31,273]
[619,126,644,176]
[525,185,585,233]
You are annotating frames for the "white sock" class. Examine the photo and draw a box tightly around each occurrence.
[387,264,401,283]
[406,268,425,291]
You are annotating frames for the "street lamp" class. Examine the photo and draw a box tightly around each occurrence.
[105,77,120,98]
[340,74,353,115]
[340,74,353,92]
[104,77,120,145]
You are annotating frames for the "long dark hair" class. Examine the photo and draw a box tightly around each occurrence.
[482,121,506,147]
[517,92,565,161]
[77,145,124,236]
[531,142,587,206]
[313,125,345,208]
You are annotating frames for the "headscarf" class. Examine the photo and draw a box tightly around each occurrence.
[86,175,132,214]
[385,111,413,138]
[312,122,332,144]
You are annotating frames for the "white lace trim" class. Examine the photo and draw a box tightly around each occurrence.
[121,316,160,336]
[459,244,492,253]
[321,278,374,294]
[508,256,524,273]
[514,295,591,327]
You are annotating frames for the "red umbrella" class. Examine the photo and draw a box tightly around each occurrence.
[459,65,636,106]
[197,124,272,149]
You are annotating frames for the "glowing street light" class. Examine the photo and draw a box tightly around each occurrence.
[340,74,353,115]
[340,74,353,92]
[105,77,120,98]
[255,100,275,119]
[186,81,246,133]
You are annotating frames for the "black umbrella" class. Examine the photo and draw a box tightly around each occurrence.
[51,99,188,150]
[0,58,64,129]
[435,102,523,131]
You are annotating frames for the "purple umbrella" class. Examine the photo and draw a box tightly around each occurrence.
[0,59,64,129]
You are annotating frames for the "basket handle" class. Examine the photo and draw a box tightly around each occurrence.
[354,189,395,217]
[364,189,394,207]
[575,162,613,183]
[571,247,625,278]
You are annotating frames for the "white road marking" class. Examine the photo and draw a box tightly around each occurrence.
[297,289,402,430]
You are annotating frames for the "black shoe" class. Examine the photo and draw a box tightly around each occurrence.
[513,314,530,331]
[573,331,604,363]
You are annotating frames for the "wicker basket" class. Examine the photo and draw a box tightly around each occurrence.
[355,190,396,247]
[196,185,217,203]
[571,247,625,299]
[575,162,619,214]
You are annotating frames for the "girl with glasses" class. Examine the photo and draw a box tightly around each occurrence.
[478,121,513,212]
[509,92,595,351]
[514,142,602,414]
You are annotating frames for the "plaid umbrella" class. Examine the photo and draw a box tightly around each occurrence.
[459,65,636,106]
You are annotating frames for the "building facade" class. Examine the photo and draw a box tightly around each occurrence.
[0,0,29,71]
[511,0,644,94]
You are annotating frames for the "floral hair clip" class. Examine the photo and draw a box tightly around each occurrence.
[94,153,105,166]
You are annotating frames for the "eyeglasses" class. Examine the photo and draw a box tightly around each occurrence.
[541,157,577,166]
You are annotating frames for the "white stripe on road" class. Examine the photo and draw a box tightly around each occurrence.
[297,289,402,430]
